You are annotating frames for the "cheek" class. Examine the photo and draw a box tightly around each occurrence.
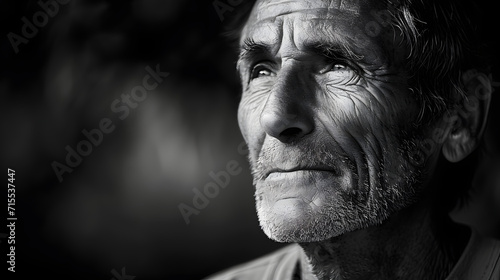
[237,103,250,140]
[238,86,272,157]
[317,82,420,177]
[321,80,417,134]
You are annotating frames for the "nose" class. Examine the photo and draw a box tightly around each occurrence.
[260,73,314,143]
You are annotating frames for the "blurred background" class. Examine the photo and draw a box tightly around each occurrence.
[0,0,284,279]
[0,0,499,279]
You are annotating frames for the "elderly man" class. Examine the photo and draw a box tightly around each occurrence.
[207,0,500,279]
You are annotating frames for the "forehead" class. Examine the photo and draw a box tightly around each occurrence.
[240,0,398,65]
[250,0,364,22]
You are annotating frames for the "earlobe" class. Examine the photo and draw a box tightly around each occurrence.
[442,69,492,163]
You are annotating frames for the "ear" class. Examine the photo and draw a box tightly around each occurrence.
[442,69,492,163]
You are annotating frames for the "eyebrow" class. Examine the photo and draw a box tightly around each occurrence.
[237,38,273,71]
[237,37,364,71]
[304,42,364,63]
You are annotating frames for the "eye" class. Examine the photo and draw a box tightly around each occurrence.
[250,63,276,80]
[331,64,347,71]
[319,62,349,74]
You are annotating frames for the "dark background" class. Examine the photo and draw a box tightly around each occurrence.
[0,0,283,279]
[0,0,499,279]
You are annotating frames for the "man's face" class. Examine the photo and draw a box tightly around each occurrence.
[237,0,438,242]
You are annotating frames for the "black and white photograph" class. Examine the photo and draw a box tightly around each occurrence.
[1,0,499,279]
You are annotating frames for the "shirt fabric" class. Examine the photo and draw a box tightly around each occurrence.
[205,229,500,280]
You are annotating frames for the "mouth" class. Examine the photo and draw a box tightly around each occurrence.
[264,165,338,179]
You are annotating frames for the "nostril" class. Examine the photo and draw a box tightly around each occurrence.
[279,127,303,138]
[260,105,314,142]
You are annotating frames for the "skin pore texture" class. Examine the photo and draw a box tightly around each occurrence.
[236,0,490,279]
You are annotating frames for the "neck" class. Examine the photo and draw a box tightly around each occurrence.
[298,198,471,280]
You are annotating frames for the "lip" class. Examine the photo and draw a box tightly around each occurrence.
[264,166,337,179]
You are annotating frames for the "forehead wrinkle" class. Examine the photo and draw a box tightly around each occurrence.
[243,9,357,56]
[279,16,298,59]
[300,18,344,46]
[245,0,365,33]
[305,22,372,60]
[254,0,362,21]
[254,8,354,23]
[241,2,394,68]
[242,19,283,56]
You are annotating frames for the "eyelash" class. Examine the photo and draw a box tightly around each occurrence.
[249,60,356,81]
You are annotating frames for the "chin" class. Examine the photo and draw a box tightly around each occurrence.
[254,186,417,243]
[256,197,365,243]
